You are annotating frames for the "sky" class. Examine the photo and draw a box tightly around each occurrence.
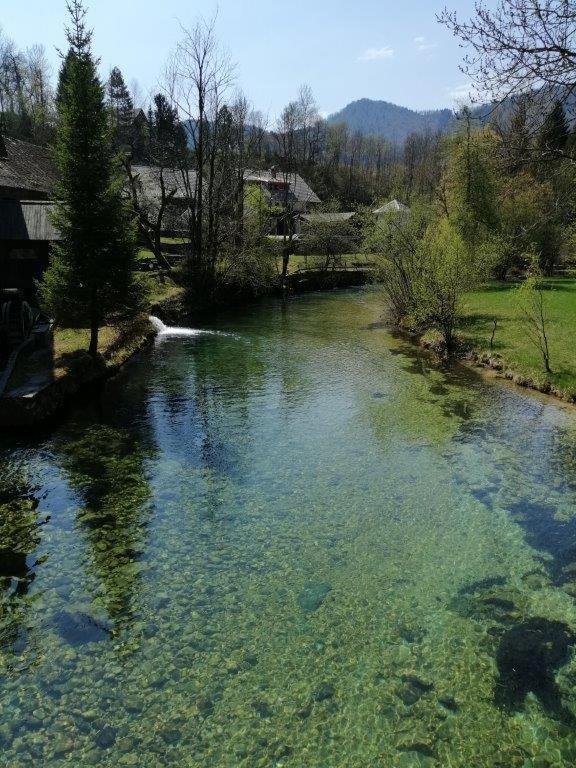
[2,0,498,120]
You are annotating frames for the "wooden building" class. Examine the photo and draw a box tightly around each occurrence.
[0,135,59,299]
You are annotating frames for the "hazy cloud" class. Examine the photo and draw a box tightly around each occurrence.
[358,46,394,62]
[446,82,479,104]
[414,36,438,52]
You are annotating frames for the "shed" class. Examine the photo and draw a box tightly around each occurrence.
[0,200,60,296]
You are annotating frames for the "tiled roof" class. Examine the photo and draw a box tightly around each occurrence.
[0,137,57,197]
[0,200,60,241]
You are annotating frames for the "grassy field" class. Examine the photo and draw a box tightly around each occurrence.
[460,278,576,397]
[281,253,372,275]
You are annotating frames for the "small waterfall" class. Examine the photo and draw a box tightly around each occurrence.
[149,315,204,338]
[149,315,167,333]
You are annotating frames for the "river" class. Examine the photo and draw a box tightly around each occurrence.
[2,288,576,767]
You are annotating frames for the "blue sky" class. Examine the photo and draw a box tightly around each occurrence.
[3,0,497,118]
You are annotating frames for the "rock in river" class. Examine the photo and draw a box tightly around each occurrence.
[297,581,332,613]
[53,610,111,646]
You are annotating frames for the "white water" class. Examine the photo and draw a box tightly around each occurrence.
[149,315,208,338]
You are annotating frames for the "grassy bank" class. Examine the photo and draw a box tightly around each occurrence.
[4,273,184,396]
[280,253,371,275]
[460,278,576,399]
[51,272,183,372]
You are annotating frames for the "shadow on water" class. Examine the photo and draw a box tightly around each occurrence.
[0,459,49,655]
[495,618,576,724]
[55,424,153,629]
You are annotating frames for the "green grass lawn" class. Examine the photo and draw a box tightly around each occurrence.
[461,278,576,397]
[280,253,372,275]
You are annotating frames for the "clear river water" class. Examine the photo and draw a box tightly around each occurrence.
[2,288,576,767]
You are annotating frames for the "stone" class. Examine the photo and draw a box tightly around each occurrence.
[52,736,74,758]
[94,725,117,749]
[297,581,332,613]
[252,700,274,718]
[53,610,111,646]
[313,683,336,702]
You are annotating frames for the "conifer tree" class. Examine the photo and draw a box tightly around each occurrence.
[539,100,569,154]
[40,0,141,357]
[108,65,133,151]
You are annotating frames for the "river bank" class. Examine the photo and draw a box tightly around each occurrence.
[416,330,576,408]
[0,268,373,428]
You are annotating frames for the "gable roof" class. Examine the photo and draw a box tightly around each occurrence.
[300,212,356,224]
[129,165,322,206]
[0,200,60,241]
[130,165,196,201]
[245,169,321,204]
[374,199,410,215]
[0,137,57,198]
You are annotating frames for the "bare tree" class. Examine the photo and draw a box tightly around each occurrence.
[516,265,552,373]
[166,16,235,284]
[438,1,576,110]
[0,29,54,141]
[274,101,300,284]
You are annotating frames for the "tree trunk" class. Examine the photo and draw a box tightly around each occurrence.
[88,291,99,358]
[89,316,99,358]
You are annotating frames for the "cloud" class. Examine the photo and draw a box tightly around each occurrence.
[414,36,438,52]
[358,46,394,62]
[446,82,480,104]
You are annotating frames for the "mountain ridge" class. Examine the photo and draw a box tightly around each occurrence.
[327,98,455,143]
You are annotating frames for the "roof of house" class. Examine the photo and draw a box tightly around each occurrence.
[374,199,410,215]
[130,165,196,201]
[300,212,356,224]
[130,165,322,206]
[245,169,321,204]
[0,137,57,198]
[0,200,60,241]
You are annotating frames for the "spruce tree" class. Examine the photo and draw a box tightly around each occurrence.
[539,100,569,154]
[108,66,133,151]
[40,0,141,357]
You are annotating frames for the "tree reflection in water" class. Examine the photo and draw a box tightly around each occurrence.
[57,425,152,629]
[0,460,48,655]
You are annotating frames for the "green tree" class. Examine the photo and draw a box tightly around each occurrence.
[443,122,501,250]
[40,0,141,357]
[538,100,569,155]
[300,217,360,272]
[367,204,430,323]
[107,66,133,152]
[415,217,485,351]
[516,260,552,374]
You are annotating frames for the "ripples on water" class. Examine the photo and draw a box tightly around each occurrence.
[2,288,576,766]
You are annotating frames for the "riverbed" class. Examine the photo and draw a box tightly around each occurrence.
[2,287,576,767]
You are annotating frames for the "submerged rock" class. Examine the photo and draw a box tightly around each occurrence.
[495,617,576,721]
[397,675,434,706]
[297,581,332,613]
[313,682,336,702]
[252,700,273,718]
[53,610,111,646]
[94,725,117,749]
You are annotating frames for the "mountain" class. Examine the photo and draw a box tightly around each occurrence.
[327,99,455,143]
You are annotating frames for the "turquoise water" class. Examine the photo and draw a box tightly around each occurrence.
[2,288,576,767]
